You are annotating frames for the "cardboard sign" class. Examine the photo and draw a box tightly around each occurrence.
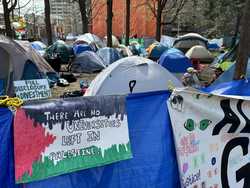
[14,95,132,183]
[168,89,250,188]
[14,79,51,101]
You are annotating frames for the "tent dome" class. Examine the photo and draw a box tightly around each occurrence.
[85,56,182,96]
[0,36,54,96]
[71,51,106,73]
[147,43,168,61]
[173,33,208,53]
[97,47,122,66]
[73,44,93,55]
[159,48,192,78]
[185,45,213,60]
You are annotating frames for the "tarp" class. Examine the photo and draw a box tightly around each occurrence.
[202,78,250,96]
[159,48,192,74]
[24,91,180,188]
[1,91,180,188]
[73,44,93,55]
[0,108,21,188]
[147,43,168,61]
[211,59,250,86]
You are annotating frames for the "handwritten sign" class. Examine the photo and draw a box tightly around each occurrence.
[14,79,51,101]
[168,89,250,188]
[14,95,132,183]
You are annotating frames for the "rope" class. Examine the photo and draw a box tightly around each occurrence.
[0,96,23,109]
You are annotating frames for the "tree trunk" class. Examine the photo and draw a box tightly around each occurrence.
[125,0,130,46]
[234,0,250,80]
[155,0,162,42]
[106,0,113,47]
[2,0,17,38]
[231,13,241,48]
[44,0,53,45]
[79,0,88,34]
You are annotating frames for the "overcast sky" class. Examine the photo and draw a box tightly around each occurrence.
[0,0,44,15]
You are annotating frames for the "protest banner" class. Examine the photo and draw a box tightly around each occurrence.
[14,95,132,183]
[168,88,250,188]
[14,79,51,101]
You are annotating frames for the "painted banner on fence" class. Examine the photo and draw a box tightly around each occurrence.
[14,96,132,183]
[168,88,250,188]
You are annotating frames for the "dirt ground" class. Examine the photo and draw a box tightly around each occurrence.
[51,73,98,98]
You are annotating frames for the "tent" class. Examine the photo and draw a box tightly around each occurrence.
[159,48,192,79]
[173,33,208,53]
[45,41,74,64]
[103,35,120,47]
[97,47,122,66]
[185,45,213,62]
[74,33,105,50]
[147,43,168,61]
[85,56,182,96]
[117,44,133,57]
[0,36,54,96]
[73,44,93,55]
[160,35,176,48]
[31,41,47,56]
[70,51,106,73]
[208,43,220,51]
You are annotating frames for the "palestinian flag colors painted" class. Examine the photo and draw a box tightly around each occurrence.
[14,96,132,183]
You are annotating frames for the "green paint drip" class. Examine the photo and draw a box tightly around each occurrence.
[18,142,132,183]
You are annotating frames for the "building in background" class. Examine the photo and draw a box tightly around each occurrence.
[92,0,156,38]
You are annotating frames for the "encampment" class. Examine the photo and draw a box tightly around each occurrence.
[73,44,93,55]
[174,33,208,53]
[85,56,182,96]
[97,47,122,66]
[159,48,192,79]
[70,51,106,73]
[0,36,54,96]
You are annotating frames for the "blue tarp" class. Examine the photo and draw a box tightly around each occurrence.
[159,48,192,73]
[2,91,180,188]
[149,44,168,61]
[73,44,93,55]
[0,108,21,188]
[202,78,250,96]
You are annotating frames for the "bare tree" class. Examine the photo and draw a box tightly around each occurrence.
[106,0,113,47]
[234,0,250,80]
[72,0,105,34]
[138,0,187,41]
[125,0,130,46]
[44,0,53,45]
[2,0,17,38]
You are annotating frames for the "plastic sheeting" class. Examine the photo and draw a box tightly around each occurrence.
[1,91,180,188]
[97,47,122,66]
[73,44,93,55]
[202,78,250,96]
[0,108,21,188]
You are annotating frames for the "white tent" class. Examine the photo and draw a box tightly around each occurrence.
[186,45,213,60]
[85,56,182,96]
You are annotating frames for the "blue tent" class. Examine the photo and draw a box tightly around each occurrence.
[202,78,250,96]
[97,47,122,66]
[73,44,93,55]
[149,43,168,61]
[158,48,192,74]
